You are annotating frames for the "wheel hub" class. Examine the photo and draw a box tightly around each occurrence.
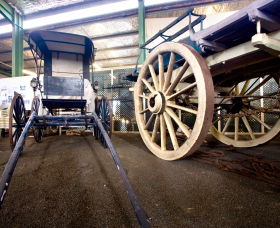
[148,91,165,114]
[227,97,244,114]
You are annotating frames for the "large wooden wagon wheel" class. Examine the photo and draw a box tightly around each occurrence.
[31,96,43,143]
[134,42,214,160]
[9,93,27,150]
[95,97,112,147]
[211,74,280,147]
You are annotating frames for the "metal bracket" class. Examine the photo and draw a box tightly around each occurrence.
[198,39,227,53]
[251,33,280,57]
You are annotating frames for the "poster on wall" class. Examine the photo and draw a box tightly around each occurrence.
[0,76,35,111]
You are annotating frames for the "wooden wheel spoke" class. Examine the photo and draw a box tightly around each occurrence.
[234,117,239,141]
[142,78,155,93]
[165,61,189,95]
[235,84,240,95]
[145,114,155,130]
[167,82,197,100]
[166,101,197,115]
[163,112,179,150]
[148,64,159,91]
[163,52,175,92]
[240,80,250,95]
[241,116,255,139]
[222,117,232,133]
[152,115,160,142]
[251,114,271,130]
[165,107,191,138]
[158,54,164,91]
[139,108,149,114]
[139,94,149,99]
[247,75,272,95]
[160,114,166,150]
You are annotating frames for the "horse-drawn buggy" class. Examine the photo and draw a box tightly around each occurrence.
[132,0,280,160]
[0,31,150,227]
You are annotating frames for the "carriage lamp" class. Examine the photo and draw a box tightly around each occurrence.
[93,81,99,92]
[30,77,38,91]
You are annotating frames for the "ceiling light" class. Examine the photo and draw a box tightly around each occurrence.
[24,0,138,30]
[0,0,185,35]
[0,24,12,35]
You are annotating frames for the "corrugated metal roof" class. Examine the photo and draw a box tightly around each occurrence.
[56,16,138,38]
[0,0,254,74]
[7,0,97,14]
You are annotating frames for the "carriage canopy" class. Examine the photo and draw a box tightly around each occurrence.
[29,30,95,62]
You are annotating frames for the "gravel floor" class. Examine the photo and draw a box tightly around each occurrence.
[0,133,279,228]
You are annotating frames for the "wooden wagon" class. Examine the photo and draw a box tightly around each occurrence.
[133,0,280,160]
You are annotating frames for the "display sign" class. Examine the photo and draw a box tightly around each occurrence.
[0,76,37,111]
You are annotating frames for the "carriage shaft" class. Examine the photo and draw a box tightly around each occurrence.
[0,111,36,207]
[93,112,150,228]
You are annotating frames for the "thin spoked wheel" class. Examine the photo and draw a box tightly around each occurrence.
[134,42,214,160]
[211,74,280,147]
[98,96,112,148]
[31,96,43,143]
[9,93,27,150]
[94,97,101,140]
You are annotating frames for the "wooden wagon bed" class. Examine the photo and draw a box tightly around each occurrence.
[192,0,280,53]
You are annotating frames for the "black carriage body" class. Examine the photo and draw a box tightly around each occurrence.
[29,30,95,111]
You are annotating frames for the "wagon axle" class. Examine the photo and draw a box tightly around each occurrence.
[223,97,245,114]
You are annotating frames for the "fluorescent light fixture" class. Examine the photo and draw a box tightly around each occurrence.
[0,24,12,35]
[0,0,184,35]
[24,0,138,30]
[0,0,138,35]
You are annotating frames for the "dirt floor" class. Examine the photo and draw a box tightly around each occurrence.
[0,133,279,228]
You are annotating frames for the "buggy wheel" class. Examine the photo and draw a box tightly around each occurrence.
[211,74,280,147]
[98,97,112,148]
[94,97,101,140]
[31,97,43,143]
[9,93,27,151]
[134,42,214,160]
